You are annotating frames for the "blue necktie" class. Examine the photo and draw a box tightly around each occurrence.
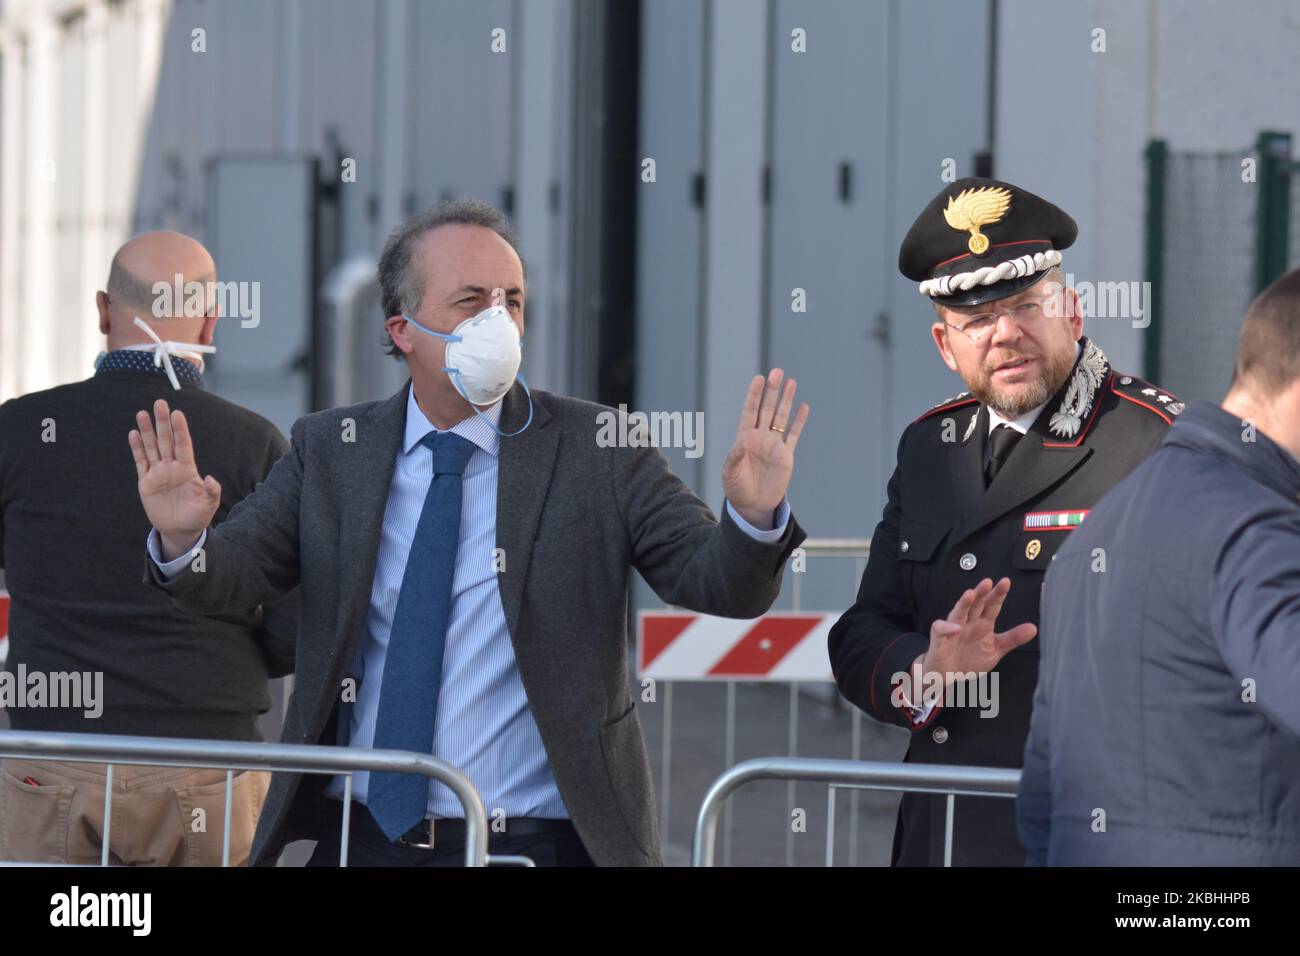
[367,430,477,841]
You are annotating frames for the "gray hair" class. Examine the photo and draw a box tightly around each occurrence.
[378,199,524,358]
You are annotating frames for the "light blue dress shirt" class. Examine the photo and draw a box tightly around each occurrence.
[150,385,790,820]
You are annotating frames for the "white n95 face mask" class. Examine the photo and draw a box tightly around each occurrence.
[403,303,533,437]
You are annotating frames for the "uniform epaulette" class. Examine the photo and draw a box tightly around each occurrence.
[1109,372,1184,424]
[914,392,977,423]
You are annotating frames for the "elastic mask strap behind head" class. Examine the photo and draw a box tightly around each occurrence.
[130,315,216,390]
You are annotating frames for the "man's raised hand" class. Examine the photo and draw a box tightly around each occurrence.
[722,369,810,529]
[919,577,1037,680]
[129,399,221,561]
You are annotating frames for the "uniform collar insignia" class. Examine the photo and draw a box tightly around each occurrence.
[915,391,976,424]
[932,390,972,409]
[1047,338,1109,440]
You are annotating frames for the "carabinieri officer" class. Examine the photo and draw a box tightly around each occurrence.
[829,177,1179,866]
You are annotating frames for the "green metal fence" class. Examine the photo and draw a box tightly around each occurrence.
[1145,131,1299,400]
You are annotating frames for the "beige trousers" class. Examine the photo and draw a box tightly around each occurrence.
[0,757,269,866]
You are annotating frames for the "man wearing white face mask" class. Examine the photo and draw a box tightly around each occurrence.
[0,232,296,865]
[133,200,811,867]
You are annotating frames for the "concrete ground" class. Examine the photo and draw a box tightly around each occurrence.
[638,678,910,866]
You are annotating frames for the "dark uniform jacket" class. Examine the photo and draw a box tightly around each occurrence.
[1020,401,1300,865]
[829,336,1176,865]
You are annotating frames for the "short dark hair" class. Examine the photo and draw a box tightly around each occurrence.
[106,259,160,313]
[377,199,523,358]
[1232,266,1300,394]
[108,258,215,316]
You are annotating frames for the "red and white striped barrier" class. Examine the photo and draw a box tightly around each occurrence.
[637,610,834,682]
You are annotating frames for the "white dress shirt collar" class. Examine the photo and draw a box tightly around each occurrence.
[987,402,1046,436]
[403,383,503,458]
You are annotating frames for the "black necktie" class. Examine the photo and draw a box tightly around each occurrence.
[984,424,1023,487]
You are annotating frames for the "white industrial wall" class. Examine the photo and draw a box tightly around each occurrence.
[0,0,576,405]
[997,0,1300,378]
[5,0,1300,492]
[636,0,990,569]
[634,0,1300,559]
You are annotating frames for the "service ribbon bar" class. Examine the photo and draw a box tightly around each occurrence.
[1023,509,1089,531]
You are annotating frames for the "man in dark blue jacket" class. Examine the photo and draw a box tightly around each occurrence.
[1019,267,1300,866]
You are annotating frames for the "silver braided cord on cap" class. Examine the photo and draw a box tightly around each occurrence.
[918,249,1062,297]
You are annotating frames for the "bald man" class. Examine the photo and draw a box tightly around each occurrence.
[0,232,299,865]
[95,230,219,381]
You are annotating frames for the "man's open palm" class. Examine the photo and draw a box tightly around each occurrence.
[129,399,221,546]
[922,577,1037,677]
[722,369,810,526]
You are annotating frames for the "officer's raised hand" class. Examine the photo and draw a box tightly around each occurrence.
[129,398,222,561]
[918,577,1037,680]
[723,369,810,529]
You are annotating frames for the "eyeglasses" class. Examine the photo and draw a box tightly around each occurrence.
[945,294,1057,344]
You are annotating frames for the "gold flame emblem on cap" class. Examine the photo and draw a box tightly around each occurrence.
[943,186,1012,256]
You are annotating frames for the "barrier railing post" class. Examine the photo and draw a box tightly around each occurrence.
[101,764,114,867]
[648,539,871,868]
[340,775,354,867]
[0,730,490,867]
[659,680,673,852]
[221,770,235,867]
[785,681,798,867]
[943,793,955,867]
[693,757,1019,867]
[723,680,736,867]
[825,786,836,867]
[787,569,803,869]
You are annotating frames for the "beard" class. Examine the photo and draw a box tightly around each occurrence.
[967,344,1077,420]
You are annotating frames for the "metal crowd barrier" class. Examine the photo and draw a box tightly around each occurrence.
[692,756,1021,867]
[0,730,520,867]
[655,538,871,867]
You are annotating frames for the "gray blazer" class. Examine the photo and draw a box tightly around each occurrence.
[144,380,804,865]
